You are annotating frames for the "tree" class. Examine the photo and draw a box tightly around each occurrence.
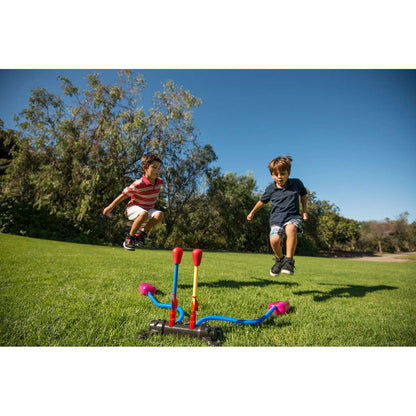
[302,192,360,252]
[358,212,414,253]
[0,120,18,177]
[316,204,360,252]
[159,170,271,252]
[407,221,416,250]
[390,212,412,252]
[1,71,216,244]
[204,170,270,251]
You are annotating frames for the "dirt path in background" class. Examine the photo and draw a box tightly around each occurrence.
[344,252,416,262]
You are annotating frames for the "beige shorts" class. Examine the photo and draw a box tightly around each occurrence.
[126,206,162,221]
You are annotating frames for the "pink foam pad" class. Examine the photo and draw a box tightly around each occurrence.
[139,283,156,296]
[268,301,291,314]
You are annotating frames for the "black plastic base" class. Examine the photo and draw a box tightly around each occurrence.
[138,320,223,346]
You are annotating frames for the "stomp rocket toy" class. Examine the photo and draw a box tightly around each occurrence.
[138,247,290,346]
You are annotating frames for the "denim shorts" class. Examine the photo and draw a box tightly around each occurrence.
[270,218,303,238]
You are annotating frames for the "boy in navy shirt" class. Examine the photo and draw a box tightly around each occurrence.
[247,155,308,276]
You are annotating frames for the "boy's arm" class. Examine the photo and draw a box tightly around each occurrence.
[301,194,308,221]
[103,194,129,216]
[247,201,264,221]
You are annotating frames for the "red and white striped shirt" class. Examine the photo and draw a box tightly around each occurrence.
[122,176,164,212]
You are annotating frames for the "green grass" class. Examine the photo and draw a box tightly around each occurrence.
[398,254,416,262]
[1,233,415,346]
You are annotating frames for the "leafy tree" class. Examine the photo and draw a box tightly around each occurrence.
[303,192,360,252]
[407,221,416,250]
[358,212,415,253]
[390,212,413,252]
[302,191,323,249]
[317,205,360,252]
[159,170,271,252]
[0,120,18,177]
[366,221,392,253]
[205,170,259,251]
[1,71,216,244]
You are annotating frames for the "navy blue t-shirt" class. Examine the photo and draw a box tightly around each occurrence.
[260,178,307,227]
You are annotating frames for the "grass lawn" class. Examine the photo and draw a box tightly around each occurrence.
[1,233,415,346]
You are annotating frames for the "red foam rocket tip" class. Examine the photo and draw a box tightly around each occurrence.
[192,249,203,266]
[172,247,183,265]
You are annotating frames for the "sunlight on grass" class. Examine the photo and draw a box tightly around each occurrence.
[398,254,416,262]
[1,233,415,346]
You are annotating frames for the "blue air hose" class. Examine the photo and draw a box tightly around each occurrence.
[148,292,185,323]
[195,305,277,326]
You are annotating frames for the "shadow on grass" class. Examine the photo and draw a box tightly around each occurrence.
[178,276,299,290]
[209,316,293,346]
[294,284,397,302]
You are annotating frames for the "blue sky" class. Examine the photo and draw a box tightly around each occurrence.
[1,69,415,223]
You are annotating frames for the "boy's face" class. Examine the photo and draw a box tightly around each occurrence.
[272,169,289,188]
[144,161,162,182]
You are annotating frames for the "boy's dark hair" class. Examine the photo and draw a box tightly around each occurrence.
[268,155,293,175]
[141,154,162,170]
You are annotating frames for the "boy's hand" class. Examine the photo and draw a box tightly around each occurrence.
[247,213,254,221]
[103,205,113,216]
[302,212,308,221]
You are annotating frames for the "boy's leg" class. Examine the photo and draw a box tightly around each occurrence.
[124,207,150,251]
[281,221,301,275]
[142,211,164,232]
[269,225,286,276]
[270,234,284,258]
[285,223,298,258]
[130,211,150,235]
[135,210,164,247]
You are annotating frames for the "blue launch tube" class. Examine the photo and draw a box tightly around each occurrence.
[195,305,277,326]
[172,264,179,297]
[148,292,185,323]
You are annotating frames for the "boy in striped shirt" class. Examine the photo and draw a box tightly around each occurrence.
[103,154,164,251]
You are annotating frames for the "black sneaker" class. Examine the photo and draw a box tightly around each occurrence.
[282,258,295,275]
[123,235,136,251]
[270,256,285,276]
[134,231,147,247]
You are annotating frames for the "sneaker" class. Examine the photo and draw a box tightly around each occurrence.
[270,256,285,276]
[282,257,295,275]
[134,231,147,247]
[123,235,136,251]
